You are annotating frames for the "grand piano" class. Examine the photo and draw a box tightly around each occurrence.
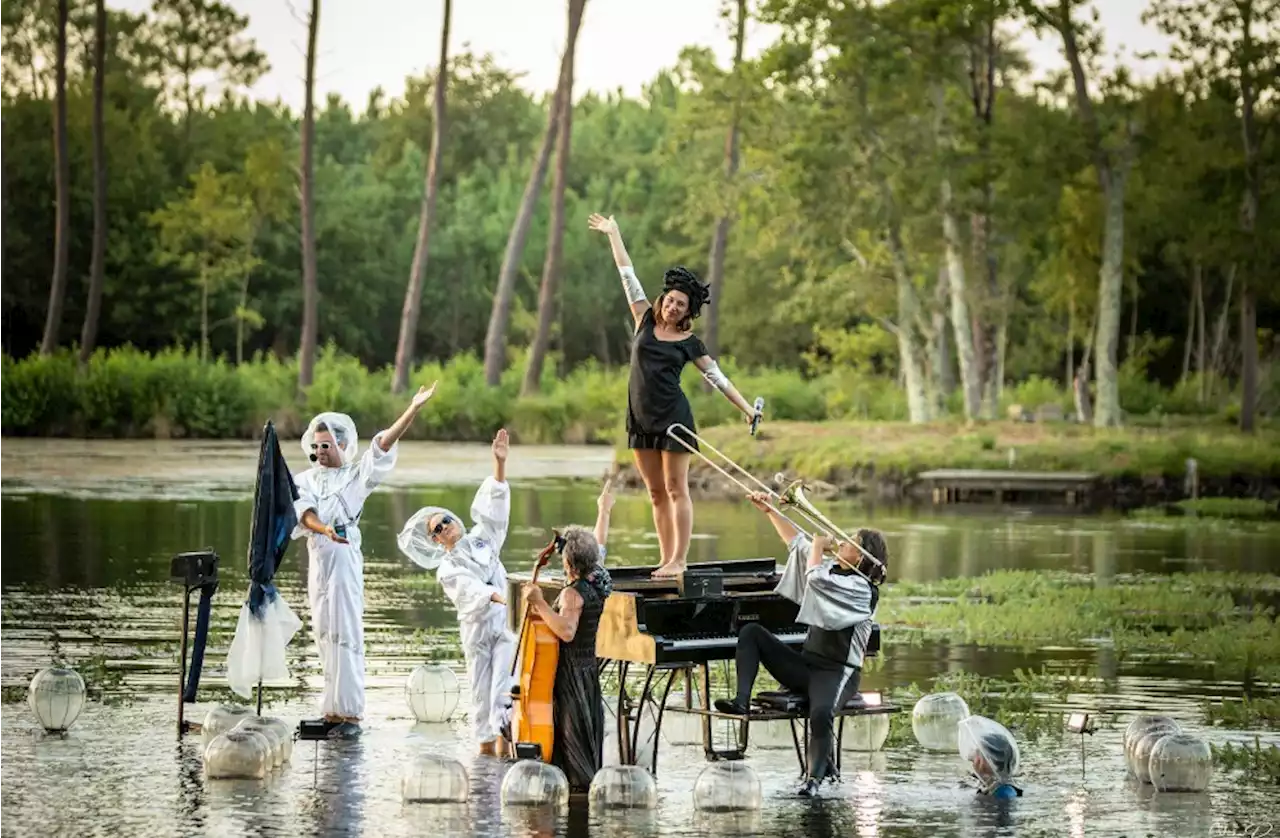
[506,557,889,776]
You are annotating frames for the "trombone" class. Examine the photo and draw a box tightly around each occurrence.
[665,423,886,585]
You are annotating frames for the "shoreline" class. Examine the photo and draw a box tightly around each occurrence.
[4,418,1278,509]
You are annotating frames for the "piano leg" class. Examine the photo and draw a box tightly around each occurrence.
[628,666,659,769]
[614,661,631,766]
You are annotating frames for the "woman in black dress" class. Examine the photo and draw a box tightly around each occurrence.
[520,484,616,791]
[587,212,761,578]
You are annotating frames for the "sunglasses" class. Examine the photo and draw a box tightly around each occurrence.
[430,515,454,538]
[310,442,332,451]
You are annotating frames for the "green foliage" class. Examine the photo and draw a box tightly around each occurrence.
[1,0,1277,426]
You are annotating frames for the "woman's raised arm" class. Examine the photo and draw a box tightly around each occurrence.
[588,213,650,328]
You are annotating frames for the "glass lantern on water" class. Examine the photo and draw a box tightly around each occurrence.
[692,762,762,812]
[258,717,293,763]
[588,765,658,810]
[28,667,87,733]
[203,704,254,743]
[842,713,892,752]
[1131,730,1178,784]
[204,730,271,780]
[233,718,285,769]
[405,664,461,723]
[912,692,970,751]
[1148,734,1212,793]
[1123,715,1181,777]
[402,754,470,803]
[501,760,570,809]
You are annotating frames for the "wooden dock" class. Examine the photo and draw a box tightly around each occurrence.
[917,469,1100,506]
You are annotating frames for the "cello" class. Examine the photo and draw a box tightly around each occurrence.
[509,531,562,762]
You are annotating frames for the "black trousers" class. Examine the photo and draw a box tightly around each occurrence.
[733,622,862,781]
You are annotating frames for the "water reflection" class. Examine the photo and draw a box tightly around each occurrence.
[3,486,1280,837]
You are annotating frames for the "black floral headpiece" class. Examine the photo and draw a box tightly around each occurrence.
[662,266,711,318]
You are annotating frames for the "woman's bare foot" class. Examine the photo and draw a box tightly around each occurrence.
[651,562,686,579]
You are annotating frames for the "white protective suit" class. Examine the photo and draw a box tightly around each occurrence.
[397,477,516,743]
[292,412,399,720]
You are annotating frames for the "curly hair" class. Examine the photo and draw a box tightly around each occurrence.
[654,266,711,331]
[561,526,602,579]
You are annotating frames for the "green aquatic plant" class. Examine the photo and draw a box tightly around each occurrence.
[880,571,1280,681]
[1203,697,1280,729]
[1132,498,1280,521]
[1211,737,1280,786]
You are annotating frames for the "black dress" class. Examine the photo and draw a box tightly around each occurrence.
[627,308,709,452]
[551,576,608,791]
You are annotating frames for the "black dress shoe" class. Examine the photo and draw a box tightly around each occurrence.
[714,698,750,715]
[797,778,820,798]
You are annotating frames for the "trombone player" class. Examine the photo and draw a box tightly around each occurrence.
[714,490,888,798]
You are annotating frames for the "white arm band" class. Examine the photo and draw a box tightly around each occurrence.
[702,361,731,392]
[619,266,646,305]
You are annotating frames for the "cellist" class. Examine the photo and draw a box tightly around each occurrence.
[519,482,615,791]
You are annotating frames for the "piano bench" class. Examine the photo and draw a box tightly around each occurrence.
[751,690,873,714]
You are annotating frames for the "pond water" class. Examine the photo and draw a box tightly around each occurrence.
[2,440,1278,837]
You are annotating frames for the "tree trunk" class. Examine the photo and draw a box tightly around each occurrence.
[968,13,1000,419]
[887,223,931,423]
[933,266,954,397]
[1236,0,1261,434]
[297,0,320,391]
[1209,265,1235,396]
[1066,294,1075,393]
[78,0,107,365]
[1093,163,1127,427]
[200,270,209,364]
[1195,263,1206,400]
[393,0,451,394]
[1239,287,1257,432]
[483,39,577,387]
[1181,265,1198,382]
[0,114,7,321]
[702,0,746,361]
[940,179,981,422]
[932,85,981,421]
[1052,0,1128,427]
[39,0,70,357]
[521,0,585,396]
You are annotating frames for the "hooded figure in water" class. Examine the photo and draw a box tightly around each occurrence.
[959,715,1024,799]
[292,383,437,738]
[397,429,514,755]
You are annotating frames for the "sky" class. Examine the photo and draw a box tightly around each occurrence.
[111,0,1173,111]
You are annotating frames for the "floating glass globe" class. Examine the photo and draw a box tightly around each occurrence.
[842,713,892,752]
[405,664,461,723]
[202,704,253,743]
[233,718,284,769]
[912,692,970,751]
[1149,734,1212,792]
[28,667,87,733]
[501,760,569,809]
[588,765,658,810]
[748,719,795,750]
[1132,730,1176,784]
[402,754,470,803]
[1123,715,1181,773]
[204,730,271,780]
[258,717,293,763]
[692,762,762,812]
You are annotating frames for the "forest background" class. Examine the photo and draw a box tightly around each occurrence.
[2,0,1276,458]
